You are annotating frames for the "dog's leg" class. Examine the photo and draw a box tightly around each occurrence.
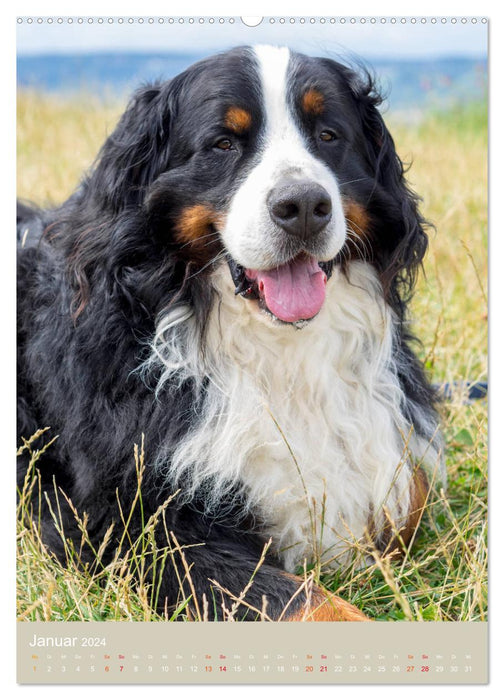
[398,466,430,549]
[373,466,430,557]
[280,574,369,621]
[150,523,369,621]
[19,460,369,621]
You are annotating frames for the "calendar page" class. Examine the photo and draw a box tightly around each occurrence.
[16,14,488,686]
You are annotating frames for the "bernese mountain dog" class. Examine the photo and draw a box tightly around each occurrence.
[17,45,443,621]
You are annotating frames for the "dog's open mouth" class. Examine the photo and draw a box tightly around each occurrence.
[228,254,334,324]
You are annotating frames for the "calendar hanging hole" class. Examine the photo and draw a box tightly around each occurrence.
[241,17,263,27]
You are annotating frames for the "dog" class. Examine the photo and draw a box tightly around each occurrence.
[17,45,443,621]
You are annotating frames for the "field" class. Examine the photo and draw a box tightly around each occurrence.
[16,91,488,622]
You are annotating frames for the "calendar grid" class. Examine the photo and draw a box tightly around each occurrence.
[18,621,487,684]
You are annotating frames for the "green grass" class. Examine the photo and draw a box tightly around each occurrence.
[16,93,488,622]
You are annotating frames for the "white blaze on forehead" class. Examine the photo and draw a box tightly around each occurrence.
[222,45,346,270]
[253,45,292,140]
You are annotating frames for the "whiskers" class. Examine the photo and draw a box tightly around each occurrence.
[178,229,222,251]
[339,220,373,266]
[186,250,228,280]
[176,225,227,280]
[338,177,369,188]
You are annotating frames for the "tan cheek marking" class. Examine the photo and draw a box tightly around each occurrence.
[302,88,325,116]
[344,199,370,237]
[224,106,252,133]
[174,204,222,245]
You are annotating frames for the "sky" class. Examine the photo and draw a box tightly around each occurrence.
[16,16,488,61]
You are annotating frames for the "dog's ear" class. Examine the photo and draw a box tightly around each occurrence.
[63,83,176,318]
[351,72,429,316]
[88,83,173,211]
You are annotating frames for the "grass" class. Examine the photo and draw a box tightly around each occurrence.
[16,92,488,622]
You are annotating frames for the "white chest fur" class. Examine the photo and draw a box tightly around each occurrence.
[150,262,428,572]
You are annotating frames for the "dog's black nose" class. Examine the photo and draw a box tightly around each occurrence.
[268,180,332,240]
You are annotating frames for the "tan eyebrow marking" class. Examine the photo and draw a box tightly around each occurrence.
[224,106,252,133]
[302,88,325,116]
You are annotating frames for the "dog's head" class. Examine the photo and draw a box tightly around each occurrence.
[84,45,427,324]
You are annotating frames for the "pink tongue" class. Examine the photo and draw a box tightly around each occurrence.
[250,257,327,323]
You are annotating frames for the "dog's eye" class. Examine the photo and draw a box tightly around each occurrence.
[214,138,233,151]
[319,130,338,142]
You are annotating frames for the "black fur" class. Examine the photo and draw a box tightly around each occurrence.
[17,47,438,620]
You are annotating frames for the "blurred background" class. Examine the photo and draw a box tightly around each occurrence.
[17,16,487,117]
